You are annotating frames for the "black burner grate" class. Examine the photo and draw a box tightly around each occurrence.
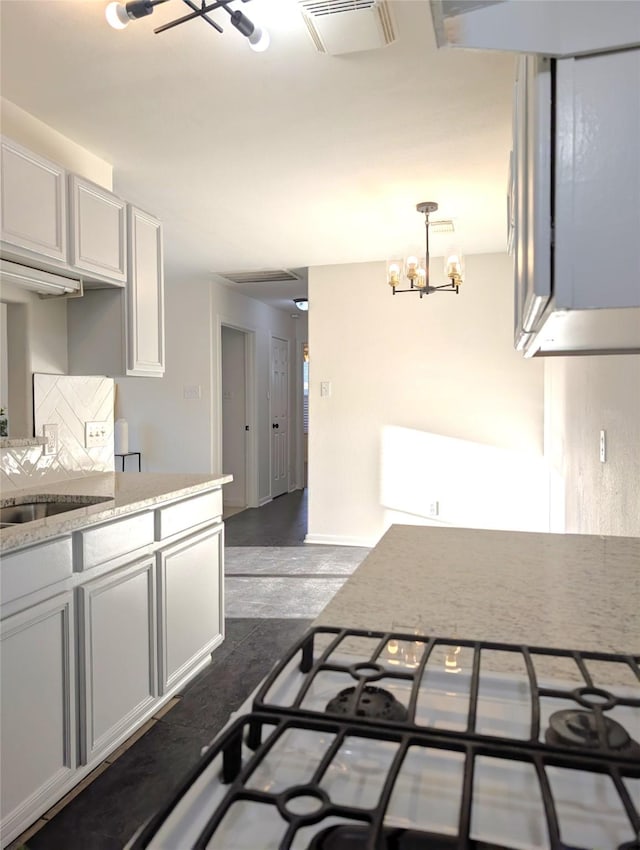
[131,710,640,850]
[130,627,640,850]
[252,626,640,761]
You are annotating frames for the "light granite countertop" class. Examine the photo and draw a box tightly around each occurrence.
[0,471,232,553]
[314,525,640,657]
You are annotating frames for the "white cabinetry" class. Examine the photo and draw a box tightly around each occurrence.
[157,523,224,694]
[511,49,640,356]
[430,0,640,57]
[127,205,164,375]
[77,558,156,764]
[0,591,75,840]
[0,137,67,264]
[69,175,127,284]
[67,206,165,377]
[0,487,224,845]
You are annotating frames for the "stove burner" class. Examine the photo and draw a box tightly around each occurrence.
[325,686,408,722]
[546,709,640,755]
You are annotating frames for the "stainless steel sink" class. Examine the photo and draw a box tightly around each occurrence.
[0,496,112,525]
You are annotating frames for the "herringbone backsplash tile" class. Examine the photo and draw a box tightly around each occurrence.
[0,374,115,490]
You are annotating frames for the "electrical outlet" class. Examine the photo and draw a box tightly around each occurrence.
[320,381,332,398]
[85,420,109,449]
[428,500,440,518]
[599,429,607,463]
[42,423,58,456]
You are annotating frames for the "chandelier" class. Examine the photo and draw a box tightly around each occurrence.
[388,202,464,298]
[105,0,270,51]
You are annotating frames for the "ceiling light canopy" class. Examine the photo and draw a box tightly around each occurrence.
[388,202,464,299]
[105,0,269,51]
[293,298,309,311]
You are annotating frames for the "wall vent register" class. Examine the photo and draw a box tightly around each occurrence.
[129,625,640,850]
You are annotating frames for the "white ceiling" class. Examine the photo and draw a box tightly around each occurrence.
[0,0,515,311]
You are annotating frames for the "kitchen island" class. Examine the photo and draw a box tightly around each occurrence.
[126,523,640,849]
[315,524,639,655]
[0,471,231,847]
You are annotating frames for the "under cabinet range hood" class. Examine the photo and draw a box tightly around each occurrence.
[430,0,640,57]
[0,259,82,297]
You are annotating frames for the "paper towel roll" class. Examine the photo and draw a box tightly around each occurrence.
[114,418,129,455]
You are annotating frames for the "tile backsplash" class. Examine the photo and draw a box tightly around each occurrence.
[0,374,114,491]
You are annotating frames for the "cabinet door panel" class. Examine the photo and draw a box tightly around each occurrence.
[128,206,165,375]
[79,558,156,763]
[0,137,67,262]
[158,524,223,694]
[70,175,126,282]
[0,592,75,837]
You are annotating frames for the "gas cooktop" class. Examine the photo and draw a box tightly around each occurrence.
[130,626,640,850]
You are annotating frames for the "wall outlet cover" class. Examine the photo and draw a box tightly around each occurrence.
[43,423,58,456]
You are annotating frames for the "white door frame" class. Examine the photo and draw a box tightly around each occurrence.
[294,339,306,491]
[215,315,258,509]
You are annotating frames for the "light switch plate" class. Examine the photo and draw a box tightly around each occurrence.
[85,420,109,448]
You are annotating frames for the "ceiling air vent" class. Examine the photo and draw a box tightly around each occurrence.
[218,269,301,285]
[297,0,396,55]
[429,219,455,234]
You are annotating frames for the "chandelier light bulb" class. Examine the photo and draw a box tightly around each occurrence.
[105,1,130,28]
[388,262,400,287]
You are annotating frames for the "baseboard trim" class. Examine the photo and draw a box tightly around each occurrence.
[223,498,246,508]
[258,496,273,508]
[304,533,376,548]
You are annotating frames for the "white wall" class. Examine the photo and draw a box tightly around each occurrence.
[115,276,300,504]
[1,98,113,189]
[544,354,640,536]
[307,254,546,546]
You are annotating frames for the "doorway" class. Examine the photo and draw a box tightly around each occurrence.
[270,335,289,498]
[221,325,250,512]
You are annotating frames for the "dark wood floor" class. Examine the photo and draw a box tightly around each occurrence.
[225,489,308,546]
[14,492,312,850]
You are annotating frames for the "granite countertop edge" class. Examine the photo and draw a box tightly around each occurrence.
[0,471,233,553]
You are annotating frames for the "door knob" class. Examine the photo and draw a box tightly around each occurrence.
[272,423,279,429]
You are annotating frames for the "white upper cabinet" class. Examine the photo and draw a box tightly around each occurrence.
[128,205,164,375]
[69,174,127,284]
[0,137,67,264]
[511,49,640,357]
[430,0,640,58]
[67,205,165,377]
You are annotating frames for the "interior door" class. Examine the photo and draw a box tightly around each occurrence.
[270,336,289,498]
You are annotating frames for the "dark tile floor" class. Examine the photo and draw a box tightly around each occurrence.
[21,618,312,850]
[224,490,307,546]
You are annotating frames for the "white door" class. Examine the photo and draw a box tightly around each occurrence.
[221,326,247,508]
[270,336,289,497]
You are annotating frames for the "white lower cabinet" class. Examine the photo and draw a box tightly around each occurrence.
[0,591,75,840]
[0,489,225,846]
[77,557,157,764]
[157,523,224,694]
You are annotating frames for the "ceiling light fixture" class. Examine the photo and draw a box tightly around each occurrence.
[105,0,270,51]
[388,202,464,298]
[293,298,309,311]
